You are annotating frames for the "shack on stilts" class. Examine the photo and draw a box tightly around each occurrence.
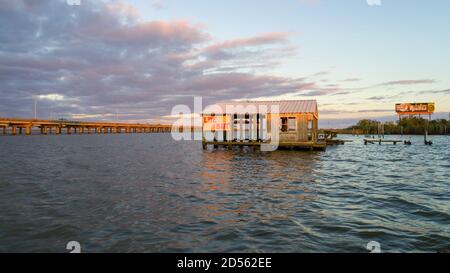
[201,100,326,151]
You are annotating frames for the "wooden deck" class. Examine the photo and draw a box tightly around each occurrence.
[202,141,327,151]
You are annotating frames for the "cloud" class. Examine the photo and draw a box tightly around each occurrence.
[0,0,307,121]
[312,71,330,77]
[204,32,289,53]
[416,88,450,95]
[38,94,65,101]
[367,96,385,100]
[382,79,435,86]
[3,0,426,124]
[342,78,361,82]
[357,109,392,113]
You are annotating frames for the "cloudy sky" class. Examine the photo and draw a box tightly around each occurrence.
[1,0,449,127]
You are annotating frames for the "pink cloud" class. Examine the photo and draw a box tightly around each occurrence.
[382,79,435,86]
[204,32,289,53]
[342,78,361,82]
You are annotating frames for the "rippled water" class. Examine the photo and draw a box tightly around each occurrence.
[0,134,449,253]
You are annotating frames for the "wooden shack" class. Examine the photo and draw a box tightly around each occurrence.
[202,100,325,151]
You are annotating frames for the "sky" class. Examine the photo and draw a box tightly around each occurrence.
[0,0,449,128]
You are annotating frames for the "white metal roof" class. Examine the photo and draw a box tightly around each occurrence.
[203,100,318,115]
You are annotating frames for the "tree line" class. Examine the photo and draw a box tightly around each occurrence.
[345,117,450,135]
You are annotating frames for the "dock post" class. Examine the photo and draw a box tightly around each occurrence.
[25,126,31,135]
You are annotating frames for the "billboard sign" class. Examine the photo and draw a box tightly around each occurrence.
[395,103,435,115]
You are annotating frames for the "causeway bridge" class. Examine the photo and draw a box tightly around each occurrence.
[0,118,177,135]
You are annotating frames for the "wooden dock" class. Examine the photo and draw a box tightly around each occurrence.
[364,139,402,145]
[0,118,176,136]
[326,139,353,145]
[319,130,352,146]
[202,141,327,151]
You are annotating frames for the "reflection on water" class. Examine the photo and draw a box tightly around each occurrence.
[0,134,449,252]
[199,150,321,223]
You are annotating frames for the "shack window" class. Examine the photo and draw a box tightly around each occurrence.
[308,120,313,130]
[281,117,288,132]
[288,117,296,131]
[280,117,296,132]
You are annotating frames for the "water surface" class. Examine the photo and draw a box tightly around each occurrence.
[0,134,449,252]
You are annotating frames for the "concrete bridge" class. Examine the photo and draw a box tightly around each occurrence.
[0,118,177,136]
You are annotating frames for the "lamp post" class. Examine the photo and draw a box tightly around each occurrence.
[33,96,37,119]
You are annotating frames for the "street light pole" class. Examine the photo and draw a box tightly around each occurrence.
[34,97,37,119]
